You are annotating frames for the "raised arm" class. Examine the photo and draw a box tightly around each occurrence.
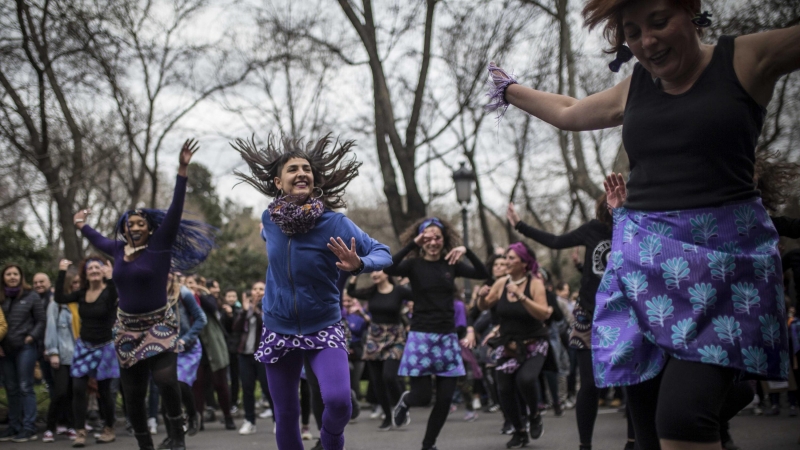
[735,25,800,107]
[73,210,117,256]
[507,202,587,249]
[488,63,630,131]
[54,266,80,304]
[453,248,490,280]
[150,139,198,250]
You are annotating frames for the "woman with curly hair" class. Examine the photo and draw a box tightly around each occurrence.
[387,217,489,450]
[54,257,119,447]
[233,134,391,450]
[487,0,798,448]
[73,140,216,450]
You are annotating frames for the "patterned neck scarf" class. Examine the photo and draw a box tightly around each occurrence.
[268,194,325,236]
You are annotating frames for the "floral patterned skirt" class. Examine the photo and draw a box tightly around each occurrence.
[71,339,120,380]
[363,323,406,361]
[593,198,788,387]
[397,331,465,377]
[177,342,203,386]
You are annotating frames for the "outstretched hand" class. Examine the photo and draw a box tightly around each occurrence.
[179,139,199,168]
[328,237,362,272]
[444,246,466,265]
[506,202,521,227]
[603,173,627,209]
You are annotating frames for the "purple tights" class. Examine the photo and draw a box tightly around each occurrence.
[265,348,351,450]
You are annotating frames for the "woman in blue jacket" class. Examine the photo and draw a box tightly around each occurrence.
[234,134,392,450]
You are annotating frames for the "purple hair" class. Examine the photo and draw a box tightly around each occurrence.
[508,242,538,274]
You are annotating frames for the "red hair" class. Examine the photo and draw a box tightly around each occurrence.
[582,0,701,53]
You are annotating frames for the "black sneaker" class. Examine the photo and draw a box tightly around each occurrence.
[500,420,514,435]
[392,391,411,428]
[553,402,564,417]
[378,418,392,431]
[12,429,38,443]
[529,415,544,440]
[0,428,17,442]
[310,439,323,450]
[506,431,529,449]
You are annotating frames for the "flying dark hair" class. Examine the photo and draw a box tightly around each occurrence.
[232,133,361,210]
[755,149,800,212]
[595,193,613,228]
[399,217,462,259]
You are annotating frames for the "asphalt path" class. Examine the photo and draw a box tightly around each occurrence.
[7,404,798,450]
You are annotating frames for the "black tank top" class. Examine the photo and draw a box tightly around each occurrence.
[495,276,548,341]
[622,35,765,211]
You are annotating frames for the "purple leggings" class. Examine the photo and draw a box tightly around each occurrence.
[265,348,351,450]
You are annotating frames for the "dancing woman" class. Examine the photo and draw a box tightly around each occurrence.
[347,272,412,430]
[477,243,553,448]
[233,134,392,450]
[73,140,215,450]
[54,258,120,447]
[487,2,799,448]
[507,200,620,449]
[387,217,489,450]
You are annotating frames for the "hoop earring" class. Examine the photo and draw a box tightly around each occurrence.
[313,187,324,198]
[277,189,284,198]
[691,11,712,28]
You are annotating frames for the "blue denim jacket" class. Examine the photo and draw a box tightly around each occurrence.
[44,302,75,365]
[177,286,207,349]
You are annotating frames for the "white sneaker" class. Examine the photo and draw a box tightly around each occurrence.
[369,405,381,420]
[259,408,273,419]
[472,398,482,410]
[301,427,312,440]
[238,420,257,435]
[147,418,158,435]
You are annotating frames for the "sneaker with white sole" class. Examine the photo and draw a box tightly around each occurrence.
[238,420,257,435]
[392,391,411,428]
[258,408,273,419]
[301,426,312,440]
[43,430,55,443]
[147,417,158,435]
[369,405,382,420]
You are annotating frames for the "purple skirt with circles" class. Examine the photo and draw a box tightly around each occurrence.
[254,322,348,364]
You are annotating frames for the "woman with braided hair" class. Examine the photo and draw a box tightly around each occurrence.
[233,134,392,450]
[73,140,216,450]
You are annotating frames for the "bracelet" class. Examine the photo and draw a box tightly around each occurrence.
[350,259,365,276]
[74,219,84,224]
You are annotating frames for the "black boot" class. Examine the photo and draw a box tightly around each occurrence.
[187,412,199,436]
[165,416,185,450]
[134,432,156,450]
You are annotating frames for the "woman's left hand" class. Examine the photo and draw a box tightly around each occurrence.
[179,139,199,167]
[445,246,466,265]
[101,260,113,279]
[328,237,362,272]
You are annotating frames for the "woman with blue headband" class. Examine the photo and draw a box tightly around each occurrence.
[388,217,489,450]
[72,140,215,450]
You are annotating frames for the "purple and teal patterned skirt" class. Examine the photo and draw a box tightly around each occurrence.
[71,339,120,380]
[593,198,789,387]
[397,331,465,377]
[177,342,203,386]
[255,322,348,364]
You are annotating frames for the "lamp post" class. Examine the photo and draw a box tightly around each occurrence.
[452,162,475,300]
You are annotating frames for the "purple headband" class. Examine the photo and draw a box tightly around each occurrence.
[85,258,104,270]
[508,242,538,273]
[418,217,444,235]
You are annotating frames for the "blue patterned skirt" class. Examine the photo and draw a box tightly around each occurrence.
[177,342,203,386]
[71,339,120,380]
[593,198,788,387]
[254,322,348,364]
[397,331,465,377]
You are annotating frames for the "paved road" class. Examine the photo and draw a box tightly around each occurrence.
[5,406,798,450]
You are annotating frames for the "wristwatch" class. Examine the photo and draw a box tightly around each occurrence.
[350,259,365,276]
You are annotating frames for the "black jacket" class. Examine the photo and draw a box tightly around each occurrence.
[220,304,243,353]
[2,289,46,352]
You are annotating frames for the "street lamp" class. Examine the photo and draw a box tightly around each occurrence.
[452,161,475,300]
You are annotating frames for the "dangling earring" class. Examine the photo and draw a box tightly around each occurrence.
[608,45,634,73]
[277,189,284,198]
[312,187,324,198]
[692,11,713,28]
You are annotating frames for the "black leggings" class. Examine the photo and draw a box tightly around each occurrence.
[73,376,114,430]
[366,359,402,420]
[192,363,232,420]
[300,379,311,426]
[575,349,599,446]
[121,352,182,434]
[229,353,240,407]
[626,358,737,448]
[496,354,545,432]
[46,365,73,431]
[405,376,459,448]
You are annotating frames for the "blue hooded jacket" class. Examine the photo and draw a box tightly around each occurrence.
[261,208,392,335]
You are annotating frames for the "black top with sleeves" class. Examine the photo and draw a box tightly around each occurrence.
[515,219,611,313]
[347,282,412,325]
[384,242,489,334]
[54,270,118,344]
